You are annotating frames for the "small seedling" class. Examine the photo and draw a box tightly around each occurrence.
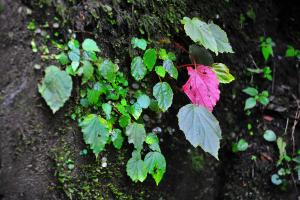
[243,87,269,110]
[239,14,245,28]
[232,139,248,153]
[263,130,277,142]
[276,137,291,166]
[285,45,300,59]
[260,37,275,62]
[246,7,256,22]
[247,123,254,136]
[27,20,36,31]
[80,149,88,156]
[251,155,257,161]
[247,66,272,81]
[271,174,282,185]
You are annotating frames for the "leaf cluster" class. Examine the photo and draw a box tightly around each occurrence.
[242,87,269,110]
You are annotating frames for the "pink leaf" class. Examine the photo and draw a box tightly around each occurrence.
[182,65,220,111]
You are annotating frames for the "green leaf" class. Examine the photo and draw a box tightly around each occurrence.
[159,49,168,60]
[125,123,146,150]
[145,133,161,152]
[211,63,235,84]
[244,97,256,110]
[56,53,69,65]
[83,51,97,62]
[149,99,160,112]
[68,39,79,50]
[232,139,248,152]
[82,61,94,84]
[153,82,173,112]
[131,37,147,50]
[167,52,176,61]
[146,133,159,145]
[163,60,178,79]
[131,56,147,81]
[68,48,80,62]
[189,44,214,66]
[182,17,233,55]
[126,150,148,182]
[262,46,273,61]
[155,66,166,78]
[71,61,80,72]
[271,174,282,185]
[177,104,222,159]
[130,103,143,120]
[102,103,112,120]
[263,130,277,142]
[285,46,296,57]
[119,115,131,128]
[79,114,109,156]
[208,22,234,54]
[260,37,274,62]
[242,87,258,96]
[144,151,166,185]
[158,49,176,61]
[137,94,150,109]
[258,96,269,105]
[261,90,269,97]
[143,48,157,71]
[38,66,73,113]
[99,59,118,82]
[87,89,101,105]
[82,38,100,52]
[111,129,124,150]
[182,17,218,54]
[247,68,262,74]
[277,137,287,165]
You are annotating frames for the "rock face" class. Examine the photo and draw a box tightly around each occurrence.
[1,0,300,200]
[0,1,65,199]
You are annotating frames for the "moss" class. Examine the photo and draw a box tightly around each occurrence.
[52,138,146,200]
[0,2,4,14]
[122,0,187,36]
[190,149,205,172]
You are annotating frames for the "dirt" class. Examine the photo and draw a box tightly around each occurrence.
[0,0,300,200]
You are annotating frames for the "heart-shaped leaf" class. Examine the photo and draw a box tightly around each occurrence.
[144,151,166,185]
[182,17,233,55]
[82,38,100,52]
[79,114,109,156]
[182,65,220,111]
[163,59,178,79]
[125,123,146,150]
[177,104,222,159]
[153,82,173,112]
[143,48,157,71]
[182,17,218,54]
[131,37,147,50]
[38,65,73,113]
[131,56,147,81]
[208,23,234,54]
[99,59,118,83]
[211,63,235,84]
[126,150,148,182]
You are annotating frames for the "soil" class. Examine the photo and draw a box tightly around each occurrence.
[0,0,300,200]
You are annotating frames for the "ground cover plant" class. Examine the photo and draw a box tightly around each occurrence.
[37,16,235,184]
